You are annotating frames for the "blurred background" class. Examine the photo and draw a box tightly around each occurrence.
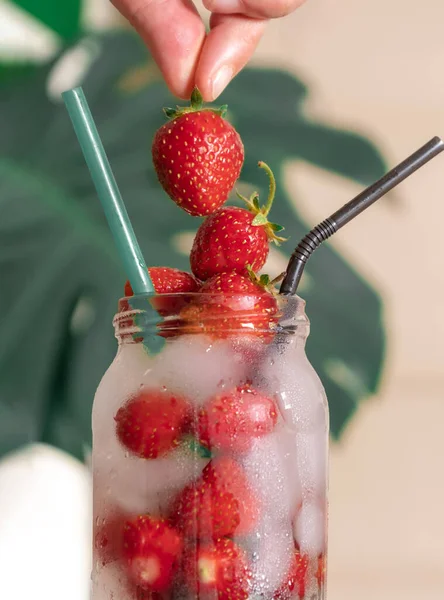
[0,0,443,598]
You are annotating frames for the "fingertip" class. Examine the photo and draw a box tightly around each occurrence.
[203,0,306,19]
[195,14,267,101]
[114,0,206,100]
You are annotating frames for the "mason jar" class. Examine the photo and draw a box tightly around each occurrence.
[91,292,329,600]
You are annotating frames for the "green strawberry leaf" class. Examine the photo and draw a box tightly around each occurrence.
[0,31,387,460]
[190,87,204,109]
[259,274,271,286]
[269,222,285,232]
[251,213,269,226]
[185,436,212,459]
[163,107,177,119]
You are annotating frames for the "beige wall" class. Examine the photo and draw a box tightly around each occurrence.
[254,1,444,598]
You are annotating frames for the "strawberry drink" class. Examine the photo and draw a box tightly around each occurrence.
[91,90,328,600]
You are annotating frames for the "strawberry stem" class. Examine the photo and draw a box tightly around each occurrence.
[190,87,204,110]
[162,87,227,120]
[258,161,276,217]
[270,272,285,285]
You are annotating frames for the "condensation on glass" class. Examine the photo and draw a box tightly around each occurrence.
[91,294,329,600]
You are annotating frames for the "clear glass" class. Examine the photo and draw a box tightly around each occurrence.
[91,293,329,600]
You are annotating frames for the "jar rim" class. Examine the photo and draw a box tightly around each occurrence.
[114,292,309,342]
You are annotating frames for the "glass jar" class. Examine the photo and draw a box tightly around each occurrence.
[91,293,329,600]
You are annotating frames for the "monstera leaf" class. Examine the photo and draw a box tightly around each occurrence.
[10,0,83,41]
[0,31,386,460]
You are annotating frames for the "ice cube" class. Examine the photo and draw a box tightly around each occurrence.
[293,502,326,557]
[246,513,294,597]
[254,346,328,433]
[94,441,209,516]
[241,430,302,522]
[93,341,210,516]
[295,426,328,498]
[93,344,153,445]
[146,335,247,405]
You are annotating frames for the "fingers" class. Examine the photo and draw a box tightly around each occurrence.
[112,0,206,98]
[195,13,268,101]
[202,0,307,19]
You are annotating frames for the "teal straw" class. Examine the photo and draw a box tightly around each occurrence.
[62,87,154,295]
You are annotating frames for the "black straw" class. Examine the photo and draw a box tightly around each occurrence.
[280,136,444,295]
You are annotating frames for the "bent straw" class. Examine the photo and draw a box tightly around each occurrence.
[62,87,154,295]
[280,136,444,295]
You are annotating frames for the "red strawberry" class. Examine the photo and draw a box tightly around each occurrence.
[152,88,244,217]
[124,267,199,300]
[190,162,285,281]
[273,551,309,600]
[94,509,126,566]
[198,384,278,453]
[190,207,268,281]
[115,389,190,459]
[315,554,326,588]
[183,538,251,600]
[171,456,260,539]
[135,590,167,600]
[123,267,199,317]
[175,271,278,340]
[122,515,182,592]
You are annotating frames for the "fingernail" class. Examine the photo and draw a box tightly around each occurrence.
[211,66,234,100]
[208,0,242,12]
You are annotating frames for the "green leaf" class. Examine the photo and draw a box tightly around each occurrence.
[0,31,387,459]
[10,0,82,40]
[190,87,203,109]
[270,222,285,232]
[163,107,176,119]
[222,68,386,187]
[251,213,268,226]
[252,195,260,211]
[259,274,270,286]
[185,436,212,459]
[0,62,36,85]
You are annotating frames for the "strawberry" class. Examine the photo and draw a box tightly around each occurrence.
[125,267,199,299]
[190,162,285,281]
[135,590,166,600]
[123,267,199,317]
[122,515,182,592]
[197,384,278,453]
[174,270,278,340]
[171,456,260,539]
[152,88,244,217]
[115,389,190,459]
[94,509,126,566]
[315,553,326,588]
[273,551,309,600]
[183,538,251,600]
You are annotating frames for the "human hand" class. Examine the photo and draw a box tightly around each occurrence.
[112,0,306,101]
